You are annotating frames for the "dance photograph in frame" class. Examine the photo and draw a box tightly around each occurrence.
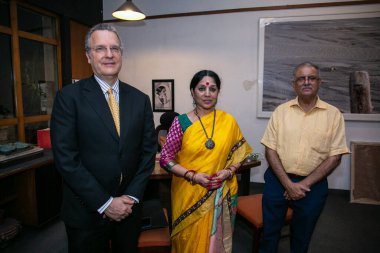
[152,79,174,112]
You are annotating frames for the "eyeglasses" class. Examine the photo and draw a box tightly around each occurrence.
[294,75,320,84]
[90,46,122,55]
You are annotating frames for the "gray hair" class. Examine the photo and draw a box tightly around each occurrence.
[293,62,320,79]
[85,23,124,53]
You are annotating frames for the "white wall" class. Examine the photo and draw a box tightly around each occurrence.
[103,1,380,190]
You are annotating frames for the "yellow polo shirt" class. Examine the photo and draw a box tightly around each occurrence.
[261,97,349,176]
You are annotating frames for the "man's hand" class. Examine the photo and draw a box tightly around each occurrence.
[284,181,310,200]
[104,195,135,221]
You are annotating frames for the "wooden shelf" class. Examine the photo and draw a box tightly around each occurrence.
[0,193,17,205]
[0,150,62,226]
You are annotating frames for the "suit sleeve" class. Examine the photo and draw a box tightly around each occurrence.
[51,90,110,211]
[123,94,157,200]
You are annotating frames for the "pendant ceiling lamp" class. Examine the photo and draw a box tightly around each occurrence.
[112,0,146,21]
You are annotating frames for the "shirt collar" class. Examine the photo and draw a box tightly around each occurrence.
[289,96,328,110]
[94,75,119,95]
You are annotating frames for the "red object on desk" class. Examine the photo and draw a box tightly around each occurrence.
[37,128,51,149]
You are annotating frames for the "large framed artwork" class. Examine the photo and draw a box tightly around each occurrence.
[152,79,175,112]
[257,11,380,121]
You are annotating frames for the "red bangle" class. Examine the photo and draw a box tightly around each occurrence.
[226,168,234,180]
[191,172,197,185]
[183,170,195,181]
[231,165,239,173]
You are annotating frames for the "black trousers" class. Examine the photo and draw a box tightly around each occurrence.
[65,204,142,253]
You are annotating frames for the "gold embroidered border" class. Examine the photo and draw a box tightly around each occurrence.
[172,190,214,230]
[227,137,247,161]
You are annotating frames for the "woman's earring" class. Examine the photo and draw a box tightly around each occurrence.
[193,99,196,107]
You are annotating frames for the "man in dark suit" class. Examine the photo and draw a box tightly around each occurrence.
[51,23,157,253]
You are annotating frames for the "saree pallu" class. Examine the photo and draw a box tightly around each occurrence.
[171,110,252,253]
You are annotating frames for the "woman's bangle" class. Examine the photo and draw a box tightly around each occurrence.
[183,170,195,181]
[231,164,240,173]
[190,172,197,185]
[226,168,234,180]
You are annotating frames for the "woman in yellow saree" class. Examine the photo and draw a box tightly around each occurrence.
[160,70,252,253]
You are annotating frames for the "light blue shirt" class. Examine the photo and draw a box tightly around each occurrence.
[94,75,120,104]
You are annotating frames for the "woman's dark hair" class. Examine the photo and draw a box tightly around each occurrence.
[190,70,221,91]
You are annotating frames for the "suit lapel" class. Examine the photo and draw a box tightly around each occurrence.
[82,77,119,141]
[119,82,134,147]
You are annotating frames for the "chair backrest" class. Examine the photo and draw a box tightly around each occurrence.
[156,111,179,152]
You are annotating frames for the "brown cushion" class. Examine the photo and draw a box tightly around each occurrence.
[138,208,171,248]
[237,194,293,228]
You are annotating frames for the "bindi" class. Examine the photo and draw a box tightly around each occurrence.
[205,82,209,86]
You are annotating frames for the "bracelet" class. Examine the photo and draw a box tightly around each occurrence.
[167,161,178,170]
[226,168,234,180]
[183,170,195,181]
[231,164,240,173]
[190,172,197,185]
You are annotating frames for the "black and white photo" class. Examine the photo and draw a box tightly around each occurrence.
[152,79,174,112]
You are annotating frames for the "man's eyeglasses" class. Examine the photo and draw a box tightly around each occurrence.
[90,46,122,55]
[294,76,320,84]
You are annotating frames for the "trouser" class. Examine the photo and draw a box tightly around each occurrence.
[259,168,328,253]
[65,204,142,253]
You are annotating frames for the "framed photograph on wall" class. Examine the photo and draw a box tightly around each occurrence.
[257,11,380,121]
[152,79,174,112]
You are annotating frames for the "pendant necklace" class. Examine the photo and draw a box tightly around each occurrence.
[195,109,216,150]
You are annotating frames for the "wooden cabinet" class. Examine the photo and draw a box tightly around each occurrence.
[0,151,62,226]
[70,20,93,80]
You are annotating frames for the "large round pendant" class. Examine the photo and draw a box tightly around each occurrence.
[205,139,215,150]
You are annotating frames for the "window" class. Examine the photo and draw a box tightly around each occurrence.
[0,0,10,27]
[0,0,61,144]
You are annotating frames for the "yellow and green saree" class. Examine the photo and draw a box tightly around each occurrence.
[163,110,252,253]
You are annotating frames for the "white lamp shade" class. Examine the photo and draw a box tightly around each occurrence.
[112,0,146,21]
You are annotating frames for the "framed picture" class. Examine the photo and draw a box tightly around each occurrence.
[152,79,174,112]
[350,141,380,205]
[257,11,380,121]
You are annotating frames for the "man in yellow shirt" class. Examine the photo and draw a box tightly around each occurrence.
[260,62,349,253]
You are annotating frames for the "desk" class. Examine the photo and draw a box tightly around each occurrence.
[0,150,62,226]
[0,151,259,227]
[239,160,261,196]
[150,155,170,180]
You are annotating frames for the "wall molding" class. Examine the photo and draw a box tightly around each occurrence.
[104,0,380,22]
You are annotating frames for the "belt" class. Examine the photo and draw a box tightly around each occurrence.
[287,173,305,179]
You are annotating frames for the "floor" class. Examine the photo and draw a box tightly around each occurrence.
[2,183,380,253]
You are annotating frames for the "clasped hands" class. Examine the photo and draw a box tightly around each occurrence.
[192,169,232,190]
[284,181,310,201]
[103,195,135,222]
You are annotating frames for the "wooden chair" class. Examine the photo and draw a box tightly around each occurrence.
[237,194,293,253]
[137,208,171,253]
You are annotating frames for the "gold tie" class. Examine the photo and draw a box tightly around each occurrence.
[107,88,120,136]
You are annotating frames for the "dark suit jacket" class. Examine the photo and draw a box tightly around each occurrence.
[51,76,157,228]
